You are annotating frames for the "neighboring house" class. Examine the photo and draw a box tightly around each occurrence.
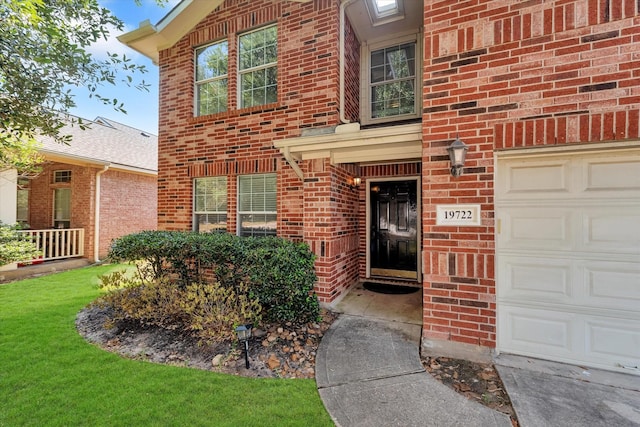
[120,0,640,374]
[0,116,158,267]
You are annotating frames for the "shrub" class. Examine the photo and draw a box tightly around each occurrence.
[98,270,261,345]
[0,222,41,266]
[244,237,319,324]
[107,231,320,325]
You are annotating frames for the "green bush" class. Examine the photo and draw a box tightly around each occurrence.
[107,231,320,324]
[97,270,261,345]
[0,222,41,266]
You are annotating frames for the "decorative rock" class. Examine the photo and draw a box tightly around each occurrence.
[267,353,281,370]
[212,354,224,366]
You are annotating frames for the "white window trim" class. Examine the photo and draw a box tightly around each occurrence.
[193,177,228,232]
[237,173,277,237]
[53,170,72,183]
[53,187,71,228]
[360,31,422,126]
[194,40,229,116]
[237,24,278,109]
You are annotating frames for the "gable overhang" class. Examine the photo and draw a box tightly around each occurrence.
[118,0,312,64]
[273,122,422,170]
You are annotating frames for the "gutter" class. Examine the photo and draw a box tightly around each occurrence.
[93,164,110,263]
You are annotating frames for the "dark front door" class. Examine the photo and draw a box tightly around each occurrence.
[370,180,418,279]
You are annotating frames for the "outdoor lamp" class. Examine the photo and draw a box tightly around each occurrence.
[235,324,253,369]
[447,138,468,177]
[352,176,361,187]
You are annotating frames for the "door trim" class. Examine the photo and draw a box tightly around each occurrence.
[366,176,421,281]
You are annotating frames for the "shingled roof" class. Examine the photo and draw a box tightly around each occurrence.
[38,116,157,174]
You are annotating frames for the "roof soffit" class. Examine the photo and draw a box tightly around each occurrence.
[118,0,312,64]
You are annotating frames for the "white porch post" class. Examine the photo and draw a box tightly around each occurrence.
[0,169,17,225]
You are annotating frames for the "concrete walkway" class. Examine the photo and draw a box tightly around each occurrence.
[316,314,511,427]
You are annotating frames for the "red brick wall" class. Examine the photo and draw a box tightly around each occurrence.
[28,163,96,258]
[99,170,157,258]
[422,0,640,350]
[27,163,157,261]
[157,0,342,231]
[303,158,359,302]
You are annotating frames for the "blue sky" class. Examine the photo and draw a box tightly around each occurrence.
[69,0,180,134]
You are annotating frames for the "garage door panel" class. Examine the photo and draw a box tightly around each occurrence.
[582,155,640,195]
[582,208,640,254]
[499,306,575,356]
[499,208,574,251]
[499,256,572,302]
[583,261,640,312]
[496,159,571,200]
[587,320,640,366]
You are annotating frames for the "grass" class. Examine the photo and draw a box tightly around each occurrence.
[0,265,334,427]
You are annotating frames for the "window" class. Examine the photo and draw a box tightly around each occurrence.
[53,170,71,183]
[16,178,29,224]
[54,188,71,229]
[195,40,229,116]
[193,177,227,232]
[238,25,277,108]
[363,34,420,124]
[238,174,276,237]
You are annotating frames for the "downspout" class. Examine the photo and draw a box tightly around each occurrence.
[340,0,356,124]
[94,164,110,263]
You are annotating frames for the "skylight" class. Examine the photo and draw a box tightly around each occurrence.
[367,0,404,26]
[375,0,398,14]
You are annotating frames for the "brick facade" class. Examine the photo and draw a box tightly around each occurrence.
[422,0,640,352]
[153,0,640,358]
[26,163,157,261]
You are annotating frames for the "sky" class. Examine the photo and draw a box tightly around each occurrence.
[69,0,181,135]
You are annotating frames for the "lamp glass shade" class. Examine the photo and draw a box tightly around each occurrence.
[353,177,361,186]
[235,325,251,341]
[447,139,468,167]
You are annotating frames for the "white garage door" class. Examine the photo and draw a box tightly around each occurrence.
[496,147,640,374]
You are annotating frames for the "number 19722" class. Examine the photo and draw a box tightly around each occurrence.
[444,210,473,220]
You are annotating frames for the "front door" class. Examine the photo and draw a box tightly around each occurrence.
[370,180,418,280]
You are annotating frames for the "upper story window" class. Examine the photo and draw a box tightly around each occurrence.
[195,40,229,116]
[362,33,421,125]
[238,25,277,108]
[53,170,71,183]
[193,177,227,232]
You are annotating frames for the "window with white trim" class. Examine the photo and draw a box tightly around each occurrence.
[195,40,229,116]
[362,34,421,124]
[193,177,227,232]
[16,178,29,224]
[238,25,277,108]
[53,170,71,183]
[53,188,71,229]
[238,174,276,237]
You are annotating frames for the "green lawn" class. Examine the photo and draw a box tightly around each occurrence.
[0,265,334,427]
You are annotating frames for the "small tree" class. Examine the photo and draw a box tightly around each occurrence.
[0,222,41,266]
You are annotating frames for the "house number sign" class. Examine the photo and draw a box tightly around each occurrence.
[436,204,482,226]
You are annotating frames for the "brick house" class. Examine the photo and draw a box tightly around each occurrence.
[120,0,640,373]
[1,116,158,266]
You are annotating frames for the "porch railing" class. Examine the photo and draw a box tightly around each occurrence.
[17,228,85,262]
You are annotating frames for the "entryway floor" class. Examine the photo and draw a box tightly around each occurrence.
[333,281,422,325]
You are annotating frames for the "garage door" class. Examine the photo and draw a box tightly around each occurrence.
[496,147,640,374]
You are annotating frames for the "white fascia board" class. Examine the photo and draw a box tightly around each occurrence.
[117,0,224,64]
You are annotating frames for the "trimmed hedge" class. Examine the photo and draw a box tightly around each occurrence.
[108,231,320,323]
